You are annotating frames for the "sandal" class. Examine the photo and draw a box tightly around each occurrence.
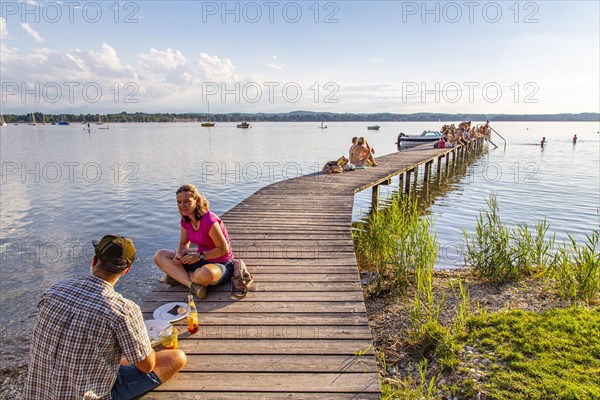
[190,283,207,299]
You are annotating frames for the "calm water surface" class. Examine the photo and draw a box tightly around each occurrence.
[1,121,598,367]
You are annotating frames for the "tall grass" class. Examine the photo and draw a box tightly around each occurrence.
[551,231,600,304]
[463,195,554,285]
[353,194,438,295]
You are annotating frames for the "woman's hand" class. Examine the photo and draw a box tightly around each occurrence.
[173,251,187,265]
[181,252,199,265]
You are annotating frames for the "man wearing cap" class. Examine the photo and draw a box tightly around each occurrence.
[23,235,187,400]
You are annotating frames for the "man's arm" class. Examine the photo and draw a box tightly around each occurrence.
[134,349,157,374]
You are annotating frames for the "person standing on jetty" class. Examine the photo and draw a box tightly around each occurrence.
[23,235,186,400]
[154,183,235,299]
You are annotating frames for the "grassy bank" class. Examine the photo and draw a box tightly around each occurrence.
[353,195,599,399]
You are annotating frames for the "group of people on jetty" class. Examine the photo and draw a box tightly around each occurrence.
[23,184,236,399]
[436,120,492,150]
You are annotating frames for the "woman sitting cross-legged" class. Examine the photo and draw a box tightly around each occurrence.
[154,183,234,299]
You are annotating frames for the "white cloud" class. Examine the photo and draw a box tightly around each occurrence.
[198,53,236,82]
[138,48,189,71]
[21,22,44,43]
[266,55,286,70]
[0,18,8,40]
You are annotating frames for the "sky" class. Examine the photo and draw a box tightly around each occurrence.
[1,0,599,114]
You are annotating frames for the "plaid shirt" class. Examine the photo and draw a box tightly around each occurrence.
[23,275,152,400]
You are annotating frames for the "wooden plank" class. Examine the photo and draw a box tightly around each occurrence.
[148,290,365,302]
[153,281,362,291]
[142,312,369,325]
[142,392,380,399]
[142,301,365,313]
[171,339,375,355]
[162,325,373,340]
[153,372,380,393]
[179,354,377,372]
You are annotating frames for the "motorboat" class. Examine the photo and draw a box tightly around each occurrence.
[237,122,250,128]
[396,130,442,146]
[201,122,215,127]
[367,125,380,130]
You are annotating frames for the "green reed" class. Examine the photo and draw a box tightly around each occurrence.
[551,231,599,305]
[463,195,553,285]
[381,359,438,400]
[353,194,438,296]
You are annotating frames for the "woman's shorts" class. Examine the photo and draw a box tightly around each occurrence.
[183,259,234,286]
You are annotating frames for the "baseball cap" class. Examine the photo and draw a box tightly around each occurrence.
[92,235,136,271]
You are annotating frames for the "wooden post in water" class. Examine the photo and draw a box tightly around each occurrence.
[404,169,412,194]
[371,185,379,213]
[399,172,404,191]
[424,161,432,181]
[437,155,442,175]
[412,166,419,192]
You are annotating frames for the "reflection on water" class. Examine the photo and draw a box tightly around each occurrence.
[1,121,599,368]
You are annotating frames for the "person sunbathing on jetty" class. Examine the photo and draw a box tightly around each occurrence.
[154,183,235,299]
[23,235,186,400]
[349,136,358,159]
[350,136,378,167]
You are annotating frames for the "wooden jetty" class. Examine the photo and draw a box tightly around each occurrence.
[141,141,482,399]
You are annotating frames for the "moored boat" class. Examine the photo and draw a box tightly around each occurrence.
[396,130,442,147]
[367,125,380,130]
[237,122,251,128]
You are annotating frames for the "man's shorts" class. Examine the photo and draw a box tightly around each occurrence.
[111,364,161,400]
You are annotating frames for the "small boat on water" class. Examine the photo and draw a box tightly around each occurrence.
[0,114,7,126]
[58,115,70,125]
[396,130,442,146]
[237,122,251,129]
[201,101,216,127]
[28,113,37,126]
[318,122,327,129]
[367,125,380,130]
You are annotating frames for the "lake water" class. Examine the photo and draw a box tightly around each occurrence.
[1,121,598,368]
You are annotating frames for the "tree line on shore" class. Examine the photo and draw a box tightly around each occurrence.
[3,111,599,124]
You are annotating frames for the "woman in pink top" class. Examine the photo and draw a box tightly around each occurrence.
[154,184,234,299]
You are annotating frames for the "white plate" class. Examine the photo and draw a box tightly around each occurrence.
[144,319,171,346]
[152,302,188,323]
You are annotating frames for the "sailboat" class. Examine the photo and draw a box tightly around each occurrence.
[41,113,47,125]
[0,114,7,126]
[201,101,215,127]
[318,121,327,129]
[29,113,37,126]
[97,114,110,129]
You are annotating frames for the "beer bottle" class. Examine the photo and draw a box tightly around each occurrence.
[187,294,199,334]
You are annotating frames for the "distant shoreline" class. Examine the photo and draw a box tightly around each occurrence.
[2,112,599,125]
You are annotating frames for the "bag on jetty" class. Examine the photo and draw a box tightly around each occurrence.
[231,258,255,299]
[322,161,343,174]
[322,156,354,173]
